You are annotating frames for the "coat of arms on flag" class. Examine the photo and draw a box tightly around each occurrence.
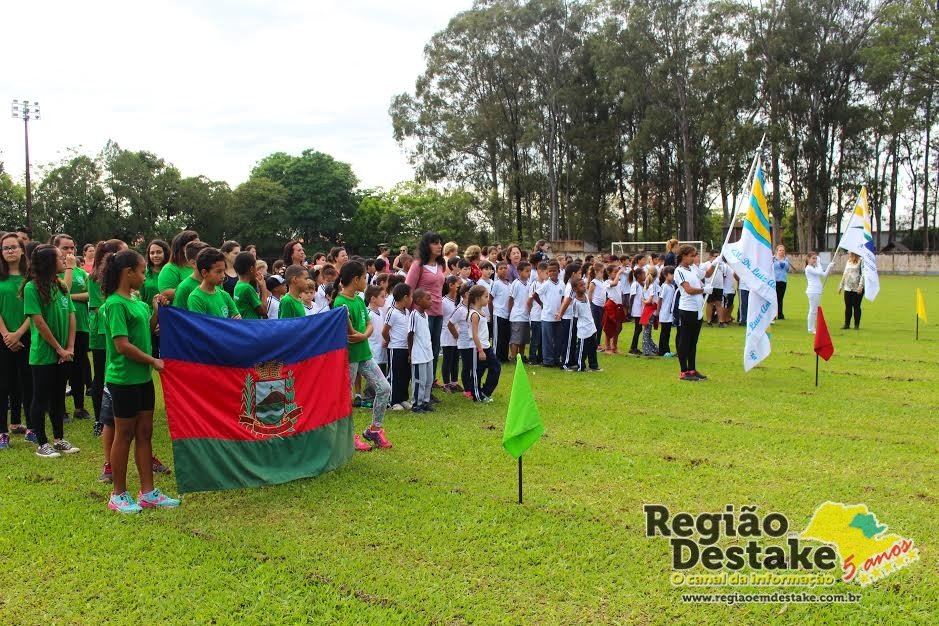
[239,361,301,439]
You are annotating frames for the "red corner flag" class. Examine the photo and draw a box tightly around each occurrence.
[814,307,835,361]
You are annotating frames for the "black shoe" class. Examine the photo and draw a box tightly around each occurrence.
[430,394,441,404]
[841,325,850,330]
[61,414,71,424]
[92,422,103,437]
[74,409,92,420]
[422,403,435,412]
[854,326,860,330]
[411,404,426,413]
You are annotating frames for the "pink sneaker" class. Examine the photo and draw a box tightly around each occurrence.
[353,434,372,451]
[463,391,474,399]
[362,428,392,449]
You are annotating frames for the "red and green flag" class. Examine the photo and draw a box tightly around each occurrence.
[159,306,353,493]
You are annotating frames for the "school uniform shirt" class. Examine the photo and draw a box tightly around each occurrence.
[102,292,152,385]
[453,303,474,350]
[278,293,306,319]
[315,284,330,309]
[509,279,530,322]
[368,308,387,364]
[659,282,677,324]
[334,293,372,363]
[644,283,658,305]
[630,281,645,318]
[60,267,90,334]
[805,262,834,295]
[604,278,621,303]
[469,308,490,349]
[312,302,330,315]
[266,295,281,320]
[188,287,238,318]
[440,296,459,348]
[409,310,433,365]
[574,298,596,339]
[234,281,262,319]
[674,265,705,319]
[0,275,26,334]
[528,280,543,320]
[87,278,106,351]
[722,270,736,294]
[141,266,160,311]
[304,304,316,316]
[590,278,607,307]
[157,262,193,293]
[537,279,564,322]
[385,307,411,349]
[561,283,576,320]
[491,279,512,319]
[704,260,724,288]
[172,275,201,310]
[477,278,492,320]
[23,281,75,366]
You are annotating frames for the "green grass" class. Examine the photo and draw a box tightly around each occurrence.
[1,275,936,625]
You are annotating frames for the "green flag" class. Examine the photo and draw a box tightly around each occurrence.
[503,355,544,458]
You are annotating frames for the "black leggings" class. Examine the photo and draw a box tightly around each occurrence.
[387,348,411,406]
[428,315,442,383]
[657,322,673,356]
[630,319,643,352]
[30,363,68,446]
[844,291,862,328]
[677,310,702,372]
[0,341,31,433]
[91,348,106,422]
[459,348,474,391]
[776,282,787,318]
[68,331,89,411]
[440,346,459,385]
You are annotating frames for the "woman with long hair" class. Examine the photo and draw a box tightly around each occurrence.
[21,244,78,458]
[838,252,864,329]
[142,239,170,357]
[283,240,306,268]
[406,232,446,387]
[674,244,717,381]
[158,230,199,301]
[504,244,522,282]
[220,240,241,297]
[0,233,32,448]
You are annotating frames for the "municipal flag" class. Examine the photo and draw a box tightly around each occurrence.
[159,306,353,493]
[814,307,834,361]
[722,161,778,371]
[916,288,927,323]
[837,186,880,301]
[502,355,544,458]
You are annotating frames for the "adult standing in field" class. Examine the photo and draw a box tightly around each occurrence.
[283,240,306,269]
[464,245,483,282]
[81,244,96,273]
[663,239,679,267]
[674,244,717,381]
[773,245,791,320]
[530,240,550,265]
[0,233,32,448]
[142,239,170,358]
[158,230,199,302]
[443,241,459,264]
[505,244,522,282]
[406,232,446,385]
[220,241,241,297]
[328,246,348,272]
[393,245,409,271]
[838,252,864,330]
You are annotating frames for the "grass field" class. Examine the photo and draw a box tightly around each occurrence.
[1,275,936,625]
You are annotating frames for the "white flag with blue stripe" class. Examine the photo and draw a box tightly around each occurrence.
[722,162,778,371]
[836,186,879,301]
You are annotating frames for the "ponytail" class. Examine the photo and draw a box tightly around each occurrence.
[102,250,144,297]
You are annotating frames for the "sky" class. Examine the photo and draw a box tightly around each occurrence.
[0,0,473,190]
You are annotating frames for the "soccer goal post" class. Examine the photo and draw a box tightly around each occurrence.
[610,241,706,259]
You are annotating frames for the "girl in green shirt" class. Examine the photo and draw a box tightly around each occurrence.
[21,245,77,458]
[157,229,199,302]
[0,233,31,448]
[143,239,170,357]
[101,249,179,513]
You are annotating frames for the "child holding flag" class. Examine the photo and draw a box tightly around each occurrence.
[804,252,835,334]
[101,249,179,512]
[333,261,392,450]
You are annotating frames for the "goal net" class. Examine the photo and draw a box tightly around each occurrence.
[610,241,706,260]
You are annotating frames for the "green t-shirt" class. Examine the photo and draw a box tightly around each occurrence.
[141,267,161,311]
[157,262,192,293]
[23,280,75,366]
[59,267,89,333]
[172,275,201,310]
[233,281,262,319]
[87,278,105,350]
[334,293,371,363]
[0,275,26,332]
[103,293,153,385]
[278,293,306,319]
[188,287,238,318]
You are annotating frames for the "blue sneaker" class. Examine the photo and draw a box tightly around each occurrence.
[138,489,180,509]
[24,430,38,444]
[109,492,142,514]
[0,433,9,449]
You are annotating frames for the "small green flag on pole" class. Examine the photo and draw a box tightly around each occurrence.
[503,355,544,504]
[503,355,545,458]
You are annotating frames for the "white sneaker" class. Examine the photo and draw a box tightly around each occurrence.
[53,439,80,454]
[389,404,404,411]
[35,443,61,458]
[401,401,413,410]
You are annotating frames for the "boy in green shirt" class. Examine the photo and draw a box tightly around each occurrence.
[278,264,309,319]
[232,252,269,319]
[187,248,240,319]
[172,241,210,310]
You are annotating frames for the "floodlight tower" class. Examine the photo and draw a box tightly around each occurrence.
[10,99,40,229]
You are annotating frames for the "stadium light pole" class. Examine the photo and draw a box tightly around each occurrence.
[10,99,40,230]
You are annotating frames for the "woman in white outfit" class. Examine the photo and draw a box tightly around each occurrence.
[804,252,834,333]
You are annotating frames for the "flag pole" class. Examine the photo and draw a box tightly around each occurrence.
[825,186,864,289]
[720,134,766,255]
[916,313,919,341]
[518,457,523,504]
[815,353,819,387]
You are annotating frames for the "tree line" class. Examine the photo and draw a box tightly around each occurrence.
[391,0,938,252]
